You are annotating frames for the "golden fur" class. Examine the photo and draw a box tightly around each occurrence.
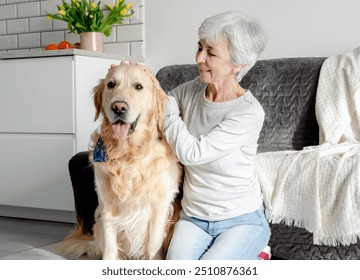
[57,64,181,260]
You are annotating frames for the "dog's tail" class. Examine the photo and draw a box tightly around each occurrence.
[55,222,101,259]
[162,198,182,257]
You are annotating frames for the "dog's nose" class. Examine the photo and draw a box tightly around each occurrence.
[111,101,128,116]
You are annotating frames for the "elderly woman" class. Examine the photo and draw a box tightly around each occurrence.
[162,11,270,260]
[67,10,270,260]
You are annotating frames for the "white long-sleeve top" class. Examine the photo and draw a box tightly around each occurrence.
[163,77,265,220]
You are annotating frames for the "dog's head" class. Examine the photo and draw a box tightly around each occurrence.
[93,64,167,140]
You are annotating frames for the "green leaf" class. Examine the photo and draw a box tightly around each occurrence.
[45,0,134,34]
[103,26,112,37]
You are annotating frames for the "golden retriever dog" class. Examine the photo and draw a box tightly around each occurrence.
[57,63,181,260]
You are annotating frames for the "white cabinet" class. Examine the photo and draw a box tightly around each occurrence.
[0,53,120,222]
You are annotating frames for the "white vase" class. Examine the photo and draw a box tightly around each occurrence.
[80,32,104,52]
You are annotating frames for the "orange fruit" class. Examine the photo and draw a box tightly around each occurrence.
[45,44,59,50]
[58,40,73,49]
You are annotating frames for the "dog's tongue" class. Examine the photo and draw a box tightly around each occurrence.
[112,122,130,140]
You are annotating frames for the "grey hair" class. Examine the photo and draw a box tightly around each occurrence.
[198,11,267,82]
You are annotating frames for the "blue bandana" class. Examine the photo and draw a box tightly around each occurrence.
[93,137,107,162]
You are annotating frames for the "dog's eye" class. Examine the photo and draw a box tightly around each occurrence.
[135,83,143,90]
[107,81,115,89]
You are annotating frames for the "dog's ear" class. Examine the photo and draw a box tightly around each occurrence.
[93,79,105,122]
[153,85,168,132]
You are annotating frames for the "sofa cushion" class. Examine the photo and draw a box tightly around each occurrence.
[156,57,326,153]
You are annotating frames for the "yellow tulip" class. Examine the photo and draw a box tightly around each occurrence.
[117,0,125,7]
[59,5,65,10]
[105,4,113,10]
[120,8,127,16]
[90,2,97,9]
[126,3,132,10]
[58,10,66,16]
[47,15,54,20]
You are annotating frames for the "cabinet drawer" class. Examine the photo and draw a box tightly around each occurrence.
[0,134,75,211]
[0,57,74,133]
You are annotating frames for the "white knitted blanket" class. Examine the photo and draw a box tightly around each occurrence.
[255,47,360,246]
[316,47,360,144]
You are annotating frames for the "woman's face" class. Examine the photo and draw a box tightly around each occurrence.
[195,38,240,84]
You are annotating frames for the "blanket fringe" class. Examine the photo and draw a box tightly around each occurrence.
[266,209,360,246]
[314,234,360,247]
[265,209,313,230]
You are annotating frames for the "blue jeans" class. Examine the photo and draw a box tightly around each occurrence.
[166,208,271,260]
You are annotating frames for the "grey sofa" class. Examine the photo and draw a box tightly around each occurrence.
[69,57,360,259]
[156,57,360,260]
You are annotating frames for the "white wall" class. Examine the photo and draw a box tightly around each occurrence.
[145,0,360,73]
[0,0,144,58]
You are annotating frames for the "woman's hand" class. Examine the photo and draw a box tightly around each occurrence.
[107,60,130,71]
[132,62,162,90]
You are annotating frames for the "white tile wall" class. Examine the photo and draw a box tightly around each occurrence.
[130,41,144,58]
[116,24,143,42]
[8,19,29,34]
[18,32,40,48]
[7,0,28,4]
[0,0,145,59]
[0,35,17,50]
[41,30,64,45]
[0,4,16,20]
[0,21,6,35]
[18,2,40,18]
